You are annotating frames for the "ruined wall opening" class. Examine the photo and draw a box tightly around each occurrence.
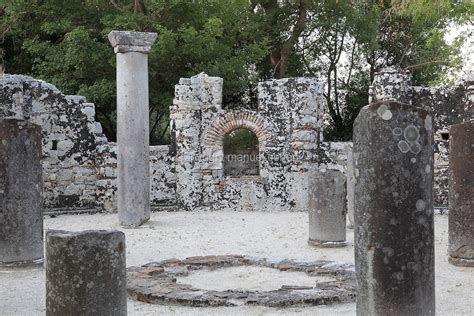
[223,128,259,176]
[51,140,59,150]
[440,131,450,141]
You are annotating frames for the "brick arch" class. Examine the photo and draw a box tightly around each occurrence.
[205,111,271,147]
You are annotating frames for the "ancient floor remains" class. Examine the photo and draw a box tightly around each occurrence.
[127,255,355,307]
[1,211,472,315]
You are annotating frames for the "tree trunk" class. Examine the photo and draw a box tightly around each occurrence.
[271,0,307,79]
[134,0,146,14]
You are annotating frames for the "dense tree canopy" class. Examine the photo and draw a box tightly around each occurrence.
[1,0,471,143]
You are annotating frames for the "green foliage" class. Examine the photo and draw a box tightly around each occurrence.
[223,128,259,152]
[1,0,269,143]
[0,0,470,143]
[368,0,471,85]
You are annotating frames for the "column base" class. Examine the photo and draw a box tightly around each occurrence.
[120,216,151,228]
[308,239,347,248]
[0,257,44,271]
[448,256,474,267]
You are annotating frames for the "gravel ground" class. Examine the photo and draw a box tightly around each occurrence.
[0,211,472,315]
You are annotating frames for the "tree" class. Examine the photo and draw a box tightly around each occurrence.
[365,0,471,84]
[1,0,471,143]
[298,0,471,140]
[298,0,378,140]
[0,0,269,143]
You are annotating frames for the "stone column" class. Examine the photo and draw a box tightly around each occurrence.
[353,101,435,316]
[46,230,127,315]
[0,118,43,268]
[308,170,347,247]
[346,144,355,228]
[448,120,474,266]
[108,31,157,227]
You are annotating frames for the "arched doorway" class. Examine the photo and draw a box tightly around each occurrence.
[223,128,259,176]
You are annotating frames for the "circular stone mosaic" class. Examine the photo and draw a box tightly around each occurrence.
[127,255,356,307]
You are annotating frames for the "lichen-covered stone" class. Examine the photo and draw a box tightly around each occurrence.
[448,120,474,266]
[369,68,472,207]
[108,31,157,54]
[2,66,467,213]
[353,101,435,316]
[170,74,333,211]
[0,118,43,267]
[0,74,112,211]
[46,230,127,316]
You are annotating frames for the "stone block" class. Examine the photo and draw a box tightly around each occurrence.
[46,230,127,315]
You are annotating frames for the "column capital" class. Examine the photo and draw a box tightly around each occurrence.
[108,31,157,54]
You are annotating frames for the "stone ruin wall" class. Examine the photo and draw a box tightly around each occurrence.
[0,73,348,212]
[0,75,176,213]
[0,75,107,211]
[169,74,349,212]
[369,67,473,206]
[0,68,470,212]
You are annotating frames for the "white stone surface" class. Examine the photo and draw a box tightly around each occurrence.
[0,212,472,315]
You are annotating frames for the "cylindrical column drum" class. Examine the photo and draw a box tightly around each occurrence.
[308,169,347,247]
[353,101,435,316]
[448,120,474,267]
[0,118,43,268]
[46,230,127,315]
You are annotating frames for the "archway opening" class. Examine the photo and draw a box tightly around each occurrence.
[223,128,259,176]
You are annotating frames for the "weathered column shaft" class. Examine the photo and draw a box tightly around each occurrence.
[353,101,435,316]
[0,118,43,268]
[116,51,150,226]
[448,120,474,266]
[108,31,157,227]
[46,230,127,315]
[308,170,347,247]
[346,145,355,228]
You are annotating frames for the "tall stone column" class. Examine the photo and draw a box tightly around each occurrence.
[448,120,473,266]
[46,230,127,315]
[0,119,43,268]
[353,101,435,316]
[308,170,347,247]
[108,31,157,227]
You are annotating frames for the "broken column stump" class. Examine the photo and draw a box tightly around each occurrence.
[108,31,157,227]
[46,230,127,316]
[353,101,435,316]
[308,170,347,247]
[0,118,43,268]
[448,120,474,267]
